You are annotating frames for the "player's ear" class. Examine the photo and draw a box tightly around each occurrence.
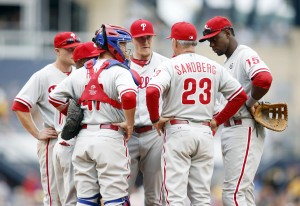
[54,48,60,55]
[226,28,234,37]
[173,39,179,48]
[224,30,232,40]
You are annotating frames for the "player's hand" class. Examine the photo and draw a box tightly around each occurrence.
[38,128,58,140]
[153,117,170,136]
[113,122,133,142]
[246,102,259,115]
[210,119,219,136]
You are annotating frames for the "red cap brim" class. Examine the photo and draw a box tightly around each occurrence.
[199,30,221,42]
[132,33,156,38]
[90,48,105,56]
[60,42,81,48]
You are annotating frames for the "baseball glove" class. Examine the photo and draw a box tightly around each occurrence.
[253,102,288,132]
[61,99,84,140]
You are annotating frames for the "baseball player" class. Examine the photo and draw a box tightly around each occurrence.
[126,19,169,206]
[12,31,81,206]
[49,24,138,206]
[146,21,248,205]
[73,42,104,68]
[199,16,273,206]
[51,41,103,206]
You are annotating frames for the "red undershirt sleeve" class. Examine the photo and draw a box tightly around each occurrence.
[146,86,160,122]
[11,101,30,112]
[214,90,248,125]
[252,71,272,89]
[121,92,136,110]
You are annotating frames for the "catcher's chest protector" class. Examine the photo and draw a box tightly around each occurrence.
[79,59,128,109]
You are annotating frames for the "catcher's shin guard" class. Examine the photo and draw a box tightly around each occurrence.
[77,193,101,206]
[104,196,130,206]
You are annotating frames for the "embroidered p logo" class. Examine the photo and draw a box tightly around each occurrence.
[141,23,146,31]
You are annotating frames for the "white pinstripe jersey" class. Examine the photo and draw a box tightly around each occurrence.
[219,45,271,118]
[148,53,243,122]
[14,64,74,128]
[130,52,168,126]
[49,59,138,125]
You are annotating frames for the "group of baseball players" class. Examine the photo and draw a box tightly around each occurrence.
[12,15,272,206]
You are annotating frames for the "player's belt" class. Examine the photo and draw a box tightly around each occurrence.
[169,119,211,127]
[134,125,153,133]
[223,119,242,127]
[81,124,119,131]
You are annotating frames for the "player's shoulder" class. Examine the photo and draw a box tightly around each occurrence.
[32,63,57,78]
[158,57,172,67]
[152,52,169,61]
[72,66,86,76]
[237,45,258,57]
[101,60,131,76]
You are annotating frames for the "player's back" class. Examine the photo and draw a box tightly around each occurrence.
[53,59,137,125]
[157,53,227,122]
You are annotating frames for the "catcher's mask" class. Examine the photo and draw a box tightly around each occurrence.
[93,24,132,66]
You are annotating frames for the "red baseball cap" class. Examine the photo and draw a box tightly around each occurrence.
[130,19,156,38]
[199,16,233,42]
[73,42,104,62]
[54,32,81,48]
[167,22,197,41]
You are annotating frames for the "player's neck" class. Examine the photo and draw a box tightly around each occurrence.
[100,52,114,60]
[225,39,238,58]
[132,52,152,61]
[177,48,195,56]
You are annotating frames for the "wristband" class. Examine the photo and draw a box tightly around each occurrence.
[246,96,258,108]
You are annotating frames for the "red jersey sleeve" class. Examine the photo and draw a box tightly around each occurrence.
[146,86,160,122]
[214,90,248,125]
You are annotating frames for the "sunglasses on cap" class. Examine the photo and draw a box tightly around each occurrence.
[61,38,81,46]
[202,26,232,36]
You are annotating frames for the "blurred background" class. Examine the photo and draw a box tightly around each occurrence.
[0,0,299,205]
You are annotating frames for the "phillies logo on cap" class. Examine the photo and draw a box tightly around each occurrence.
[130,19,156,38]
[141,23,146,31]
[70,33,76,38]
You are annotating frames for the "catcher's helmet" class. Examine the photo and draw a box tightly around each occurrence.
[93,24,132,65]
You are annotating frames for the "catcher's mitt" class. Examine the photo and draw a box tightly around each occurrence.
[61,99,84,140]
[253,102,288,132]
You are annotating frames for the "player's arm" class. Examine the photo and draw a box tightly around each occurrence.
[246,71,273,113]
[146,85,169,136]
[12,102,57,140]
[48,97,69,116]
[146,64,172,135]
[121,91,136,141]
[48,75,75,115]
[212,89,248,129]
[146,86,160,123]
